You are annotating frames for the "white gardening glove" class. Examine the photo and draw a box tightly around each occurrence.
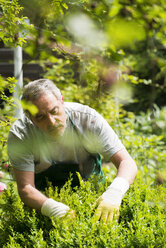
[95,177,129,223]
[41,198,70,222]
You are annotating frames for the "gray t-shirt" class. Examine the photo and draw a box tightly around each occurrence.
[7,102,124,175]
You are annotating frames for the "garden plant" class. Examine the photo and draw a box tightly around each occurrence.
[0,0,166,247]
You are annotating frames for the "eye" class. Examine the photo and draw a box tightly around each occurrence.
[35,115,46,121]
[51,107,59,115]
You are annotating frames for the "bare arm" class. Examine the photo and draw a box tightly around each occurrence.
[13,168,47,211]
[110,148,138,185]
[13,168,70,220]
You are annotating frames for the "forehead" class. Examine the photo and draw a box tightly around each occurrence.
[32,92,60,113]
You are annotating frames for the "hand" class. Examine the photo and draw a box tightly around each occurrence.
[66,209,76,219]
[95,197,120,224]
[41,198,70,222]
[61,209,76,224]
[94,177,129,224]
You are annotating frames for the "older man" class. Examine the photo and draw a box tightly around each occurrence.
[7,79,137,223]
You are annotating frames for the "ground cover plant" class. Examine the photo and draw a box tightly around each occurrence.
[0,169,165,248]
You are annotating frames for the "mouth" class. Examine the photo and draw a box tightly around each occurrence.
[48,124,65,136]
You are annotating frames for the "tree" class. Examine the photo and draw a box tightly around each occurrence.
[0,0,34,163]
[18,0,166,112]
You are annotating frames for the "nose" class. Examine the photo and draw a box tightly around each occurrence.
[47,114,56,127]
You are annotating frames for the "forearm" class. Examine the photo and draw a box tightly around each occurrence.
[96,152,138,223]
[13,168,70,220]
[116,159,138,185]
[18,184,47,210]
[100,158,137,207]
[18,184,70,220]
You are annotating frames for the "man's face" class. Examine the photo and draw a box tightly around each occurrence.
[30,91,67,138]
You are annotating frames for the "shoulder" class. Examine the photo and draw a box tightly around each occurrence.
[9,113,36,140]
[65,102,98,119]
[64,102,105,132]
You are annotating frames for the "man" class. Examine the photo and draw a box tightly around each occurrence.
[7,79,137,224]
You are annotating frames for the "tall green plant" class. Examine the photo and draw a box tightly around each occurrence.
[0,0,33,168]
[0,0,34,46]
[0,76,16,163]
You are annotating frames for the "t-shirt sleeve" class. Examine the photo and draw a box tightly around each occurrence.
[7,132,35,172]
[87,111,125,160]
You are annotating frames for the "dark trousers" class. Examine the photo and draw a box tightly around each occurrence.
[35,162,80,191]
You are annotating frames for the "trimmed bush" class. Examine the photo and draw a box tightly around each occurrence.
[0,170,165,248]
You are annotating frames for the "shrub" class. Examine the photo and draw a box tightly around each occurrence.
[0,170,165,248]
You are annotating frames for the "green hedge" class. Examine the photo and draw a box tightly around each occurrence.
[0,170,165,248]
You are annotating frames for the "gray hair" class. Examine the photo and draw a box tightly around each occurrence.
[22,79,62,102]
